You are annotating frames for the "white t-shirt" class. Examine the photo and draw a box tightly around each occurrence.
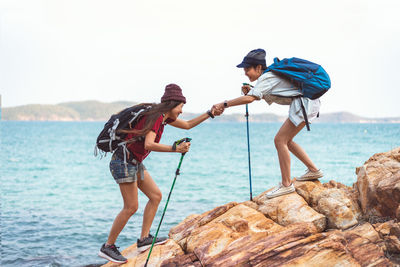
[247,72,321,126]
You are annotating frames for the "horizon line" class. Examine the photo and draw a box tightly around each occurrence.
[1,99,400,119]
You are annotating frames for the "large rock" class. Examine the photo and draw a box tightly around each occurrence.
[248,222,389,267]
[200,222,320,266]
[102,148,400,267]
[295,180,361,229]
[185,204,283,260]
[355,147,400,219]
[168,202,237,250]
[254,189,327,232]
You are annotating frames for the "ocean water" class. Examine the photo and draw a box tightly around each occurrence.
[1,121,399,266]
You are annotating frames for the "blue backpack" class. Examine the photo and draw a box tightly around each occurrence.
[264,57,331,100]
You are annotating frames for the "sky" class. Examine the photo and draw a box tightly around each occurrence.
[1,0,400,117]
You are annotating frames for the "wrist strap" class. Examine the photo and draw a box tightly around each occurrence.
[207,110,214,119]
[172,142,177,151]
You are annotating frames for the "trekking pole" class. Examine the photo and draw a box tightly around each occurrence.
[243,83,253,201]
[144,137,192,267]
[245,104,253,201]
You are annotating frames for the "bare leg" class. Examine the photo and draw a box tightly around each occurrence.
[274,119,307,187]
[106,182,139,245]
[288,141,319,172]
[137,170,162,239]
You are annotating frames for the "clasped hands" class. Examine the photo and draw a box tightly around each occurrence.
[209,84,251,117]
[211,103,225,116]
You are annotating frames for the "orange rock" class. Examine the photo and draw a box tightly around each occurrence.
[250,223,390,267]
[342,223,390,266]
[104,149,400,267]
[254,190,326,232]
[186,204,283,257]
[295,181,361,229]
[374,220,400,254]
[160,253,201,267]
[205,222,320,266]
[355,147,400,219]
[168,202,237,250]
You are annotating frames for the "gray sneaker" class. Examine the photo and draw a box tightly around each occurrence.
[295,169,324,181]
[98,243,127,263]
[137,234,168,251]
[266,182,296,199]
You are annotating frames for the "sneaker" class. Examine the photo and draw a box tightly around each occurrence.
[98,243,127,263]
[137,234,168,251]
[295,169,324,181]
[266,182,295,199]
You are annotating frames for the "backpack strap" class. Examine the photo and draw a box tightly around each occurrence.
[117,140,145,179]
[117,141,130,176]
[299,97,311,131]
[129,107,148,126]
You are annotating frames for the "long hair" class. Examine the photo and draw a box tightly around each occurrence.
[118,101,182,137]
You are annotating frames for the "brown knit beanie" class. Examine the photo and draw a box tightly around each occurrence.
[161,84,186,104]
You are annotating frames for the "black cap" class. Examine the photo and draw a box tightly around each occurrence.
[236,48,267,68]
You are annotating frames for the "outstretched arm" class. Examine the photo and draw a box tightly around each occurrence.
[169,111,212,130]
[213,95,258,112]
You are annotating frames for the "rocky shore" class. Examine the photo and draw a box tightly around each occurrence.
[103,147,400,267]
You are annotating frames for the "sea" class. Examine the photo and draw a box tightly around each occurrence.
[1,121,399,266]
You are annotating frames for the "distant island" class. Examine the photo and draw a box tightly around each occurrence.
[2,100,400,123]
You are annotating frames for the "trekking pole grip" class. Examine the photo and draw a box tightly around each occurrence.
[173,137,192,155]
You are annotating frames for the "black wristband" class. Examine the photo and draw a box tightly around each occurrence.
[172,142,177,151]
[207,110,214,119]
[224,100,228,107]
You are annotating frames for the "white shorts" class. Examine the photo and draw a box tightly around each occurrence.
[289,97,321,127]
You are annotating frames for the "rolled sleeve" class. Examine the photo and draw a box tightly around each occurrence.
[247,88,263,100]
[247,72,278,100]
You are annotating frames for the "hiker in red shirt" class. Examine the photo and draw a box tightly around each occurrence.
[99,84,218,263]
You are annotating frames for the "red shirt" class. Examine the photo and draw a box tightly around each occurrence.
[125,115,165,162]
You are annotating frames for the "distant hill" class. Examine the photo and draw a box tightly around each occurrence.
[2,100,137,121]
[2,101,400,123]
[314,112,400,123]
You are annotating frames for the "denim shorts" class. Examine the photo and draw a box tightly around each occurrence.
[109,154,146,184]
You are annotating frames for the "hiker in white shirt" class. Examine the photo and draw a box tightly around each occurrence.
[213,49,323,199]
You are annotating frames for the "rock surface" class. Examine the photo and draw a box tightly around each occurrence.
[254,189,327,232]
[355,147,400,219]
[295,180,361,229]
[101,147,400,266]
[102,239,184,267]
